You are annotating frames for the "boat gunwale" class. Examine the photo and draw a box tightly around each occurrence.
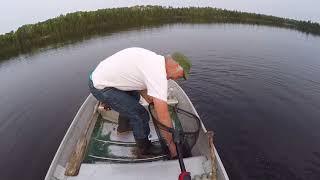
[44,95,97,180]
[172,80,230,180]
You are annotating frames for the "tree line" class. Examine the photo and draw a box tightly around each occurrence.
[1,6,320,60]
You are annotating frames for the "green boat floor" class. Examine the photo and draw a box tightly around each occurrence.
[84,115,166,163]
[84,105,185,163]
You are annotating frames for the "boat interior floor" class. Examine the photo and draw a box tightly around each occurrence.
[84,113,167,163]
[76,101,210,179]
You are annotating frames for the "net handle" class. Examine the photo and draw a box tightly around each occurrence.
[148,103,174,133]
[148,103,201,134]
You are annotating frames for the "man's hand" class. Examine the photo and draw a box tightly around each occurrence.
[139,89,153,103]
[153,97,177,157]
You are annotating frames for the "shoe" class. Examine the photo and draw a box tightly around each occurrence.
[117,116,132,134]
[135,138,163,157]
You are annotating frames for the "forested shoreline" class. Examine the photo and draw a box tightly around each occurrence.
[1,6,320,60]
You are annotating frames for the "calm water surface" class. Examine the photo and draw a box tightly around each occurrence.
[0,24,320,180]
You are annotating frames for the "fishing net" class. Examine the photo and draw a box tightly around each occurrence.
[148,104,201,158]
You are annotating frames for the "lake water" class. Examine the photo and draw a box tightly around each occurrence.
[0,24,320,180]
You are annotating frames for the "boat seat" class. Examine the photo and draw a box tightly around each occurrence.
[140,97,179,107]
[97,97,178,123]
[67,156,208,180]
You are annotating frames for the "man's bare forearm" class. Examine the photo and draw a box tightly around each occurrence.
[153,99,172,127]
[153,97,177,157]
[139,89,153,103]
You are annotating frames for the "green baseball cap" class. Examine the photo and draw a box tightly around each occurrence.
[172,52,192,80]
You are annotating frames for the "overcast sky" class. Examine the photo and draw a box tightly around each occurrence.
[0,0,319,34]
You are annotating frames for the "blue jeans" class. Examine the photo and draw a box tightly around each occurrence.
[88,80,150,139]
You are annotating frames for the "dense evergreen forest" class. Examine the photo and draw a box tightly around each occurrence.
[1,6,320,60]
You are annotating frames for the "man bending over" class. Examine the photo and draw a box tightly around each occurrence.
[88,47,191,158]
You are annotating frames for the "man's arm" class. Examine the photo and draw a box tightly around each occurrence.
[139,89,153,103]
[153,97,177,157]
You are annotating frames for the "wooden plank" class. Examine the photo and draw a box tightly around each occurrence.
[207,131,217,180]
[64,138,87,176]
[64,103,99,176]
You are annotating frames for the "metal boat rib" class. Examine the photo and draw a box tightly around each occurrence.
[88,154,167,163]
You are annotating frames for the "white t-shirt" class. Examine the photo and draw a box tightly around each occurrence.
[91,47,168,101]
